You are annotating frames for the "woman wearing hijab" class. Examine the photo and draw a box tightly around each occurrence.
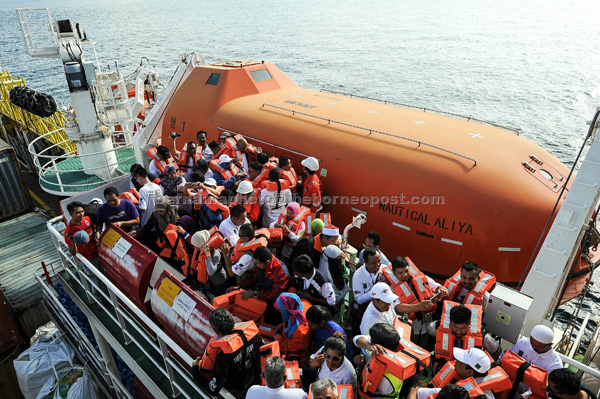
[185,229,229,296]
[274,292,314,365]
[160,165,186,196]
[130,199,177,252]
[318,245,350,308]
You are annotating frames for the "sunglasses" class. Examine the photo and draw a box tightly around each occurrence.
[324,353,343,362]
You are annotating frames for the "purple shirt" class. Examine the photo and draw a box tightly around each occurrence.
[96,199,139,232]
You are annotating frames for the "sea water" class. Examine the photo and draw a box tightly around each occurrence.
[2,0,600,336]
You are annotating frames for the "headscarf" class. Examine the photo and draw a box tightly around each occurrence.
[274,293,307,339]
[153,199,176,232]
[286,202,300,216]
[177,215,197,235]
[160,170,183,195]
[311,219,325,235]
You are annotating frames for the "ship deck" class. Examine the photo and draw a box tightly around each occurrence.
[39,147,136,194]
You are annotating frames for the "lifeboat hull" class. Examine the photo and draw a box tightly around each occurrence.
[155,60,573,285]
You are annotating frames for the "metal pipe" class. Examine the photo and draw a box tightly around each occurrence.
[558,353,600,378]
[566,313,590,365]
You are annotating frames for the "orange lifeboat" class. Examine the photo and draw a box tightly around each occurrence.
[153,60,588,288]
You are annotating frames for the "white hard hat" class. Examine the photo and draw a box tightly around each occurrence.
[301,157,319,172]
[237,180,253,194]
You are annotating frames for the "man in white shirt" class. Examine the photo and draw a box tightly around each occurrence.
[291,255,335,307]
[219,204,250,246]
[246,356,307,399]
[196,130,214,160]
[360,282,399,335]
[135,167,163,226]
[357,231,392,267]
[222,224,257,281]
[503,324,563,399]
[351,248,382,336]
[308,336,357,391]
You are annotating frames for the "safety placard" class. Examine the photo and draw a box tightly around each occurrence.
[157,278,181,307]
[172,291,196,321]
[102,229,120,249]
[112,237,132,258]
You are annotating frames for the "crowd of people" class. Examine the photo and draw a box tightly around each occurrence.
[62,130,597,399]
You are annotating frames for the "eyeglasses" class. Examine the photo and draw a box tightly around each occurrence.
[324,353,342,362]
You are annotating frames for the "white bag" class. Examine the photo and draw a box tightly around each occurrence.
[66,369,100,399]
[35,366,100,399]
[13,334,75,399]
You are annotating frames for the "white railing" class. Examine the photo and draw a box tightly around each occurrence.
[34,260,133,399]
[44,216,231,399]
[27,128,136,195]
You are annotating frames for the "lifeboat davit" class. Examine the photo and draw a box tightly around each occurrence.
[155,60,580,286]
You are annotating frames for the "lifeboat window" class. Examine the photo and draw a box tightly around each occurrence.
[206,73,221,85]
[540,169,553,180]
[250,69,272,82]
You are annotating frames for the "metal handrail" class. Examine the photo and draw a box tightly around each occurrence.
[320,89,521,136]
[45,217,222,399]
[261,103,478,166]
[217,126,320,161]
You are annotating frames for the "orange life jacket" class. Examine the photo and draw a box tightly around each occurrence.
[199,321,259,374]
[474,366,513,393]
[381,258,437,319]
[178,148,201,172]
[192,188,225,210]
[251,163,276,188]
[119,188,140,205]
[276,205,311,235]
[457,378,485,398]
[230,228,271,264]
[302,213,332,237]
[205,195,230,219]
[277,166,298,190]
[215,134,258,169]
[394,317,413,343]
[185,226,225,283]
[209,159,240,181]
[156,224,189,270]
[435,301,483,362]
[310,385,354,399]
[501,350,548,399]
[257,323,279,341]
[260,340,281,385]
[361,347,427,397]
[444,270,496,306]
[147,147,176,175]
[231,188,261,214]
[260,179,291,212]
[212,289,267,322]
[431,361,512,393]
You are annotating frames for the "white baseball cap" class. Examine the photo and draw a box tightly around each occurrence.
[370,282,398,303]
[453,347,491,373]
[301,156,319,172]
[204,178,217,187]
[237,180,253,194]
[219,154,233,164]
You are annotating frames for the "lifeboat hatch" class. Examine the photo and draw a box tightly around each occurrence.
[521,154,565,192]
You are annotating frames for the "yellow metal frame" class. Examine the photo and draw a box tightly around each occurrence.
[0,69,75,153]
